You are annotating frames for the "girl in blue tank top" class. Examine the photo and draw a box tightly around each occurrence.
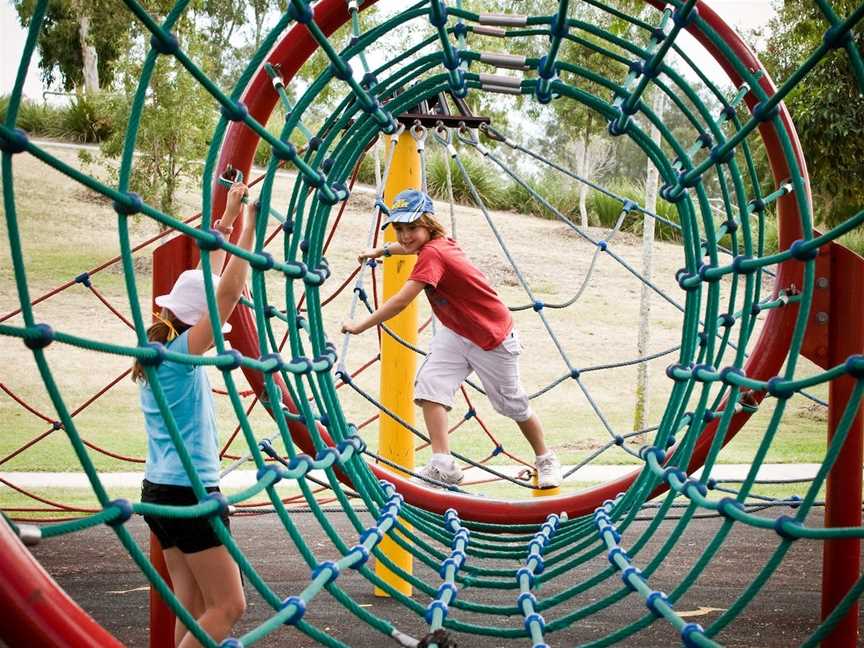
[132,178,253,647]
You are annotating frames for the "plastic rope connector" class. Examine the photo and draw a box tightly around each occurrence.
[273,141,296,162]
[844,354,864,379]
[717,497,744,518]
[0,127,29,154]
[752,101,779,122]
[645,590,669,617]
[773,514,800,541]
[287,454,314,473]
[112,191,143,216]
[767,376,794,399]
[205,492,230,516]
[256,464,282,486]
[681,623,706,647]
[348,543,370,569]
[220,101,249,123]
[287,1,313,23]
[425,600,449,624]
[685,478,708,498]
[220,639,243,648]
[74,272,92,288]
[139,342,166,367]
[219,349,244,371]
[789,239,818,261]
[523,612,545,633]
[197,229,224,251]
[312,560,341,585]
[150,31,180,55]
[280,596,306,625]
[250,251,275,271]
[106,499,133,527]
[621,565,642,591]
[24,323,55,350]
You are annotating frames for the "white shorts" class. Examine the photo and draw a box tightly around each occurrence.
[414,325,533,422]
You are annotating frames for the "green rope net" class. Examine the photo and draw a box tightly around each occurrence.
[2,0,864,646]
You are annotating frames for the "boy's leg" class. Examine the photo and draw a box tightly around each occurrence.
[467,331,562,488]
[516,414,549,456]
[420,399,451,454]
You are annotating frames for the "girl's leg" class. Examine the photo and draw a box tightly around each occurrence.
[162,548,205,646]
[420,400,451,454]
[177,546,246,648]
[516,414,549,457]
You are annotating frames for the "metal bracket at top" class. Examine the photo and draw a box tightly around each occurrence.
[394,91,490,129]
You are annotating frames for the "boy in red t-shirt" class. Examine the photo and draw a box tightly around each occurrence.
[342,189,561,489]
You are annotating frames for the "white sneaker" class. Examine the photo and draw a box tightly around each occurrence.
[535,453,562,489]
[414,460,464,489]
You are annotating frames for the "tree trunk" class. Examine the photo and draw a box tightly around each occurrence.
[578,114,592,229]
[633,91,665,440]
[78,13,100,94]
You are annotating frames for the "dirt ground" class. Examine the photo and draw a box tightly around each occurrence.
[9,509,857,648]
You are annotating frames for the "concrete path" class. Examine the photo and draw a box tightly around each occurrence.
[0,463,831,490]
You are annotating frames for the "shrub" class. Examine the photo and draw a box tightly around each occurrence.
[0,95,67,138]
[836,226,864,257]
[590,180,682,241]
[498,172,581,220]
[354,147,379,186]
[59,93,114,142]
[427,150,504,209]
[1,93,113,143]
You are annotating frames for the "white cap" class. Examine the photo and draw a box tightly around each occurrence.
[155,269,232,333]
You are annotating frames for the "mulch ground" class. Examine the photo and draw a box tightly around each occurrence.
[12,507,860,648]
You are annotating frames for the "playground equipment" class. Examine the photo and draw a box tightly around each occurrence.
[2,0,864,645]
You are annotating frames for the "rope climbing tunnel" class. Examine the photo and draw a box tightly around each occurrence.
[2,0,864,646]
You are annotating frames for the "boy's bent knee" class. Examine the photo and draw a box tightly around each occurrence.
[414,396,452,411]
[494,403,532,421]
[489,392,531,421]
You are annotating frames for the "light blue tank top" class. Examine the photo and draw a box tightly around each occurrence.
[140,331,220,487]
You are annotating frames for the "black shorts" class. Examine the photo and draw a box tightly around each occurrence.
[141,479,231,554]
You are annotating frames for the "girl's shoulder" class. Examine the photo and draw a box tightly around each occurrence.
[167,329,191,353]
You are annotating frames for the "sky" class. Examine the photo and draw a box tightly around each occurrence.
[1,0,777,102]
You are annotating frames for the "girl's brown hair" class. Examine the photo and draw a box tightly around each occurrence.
[131,310,191,383]
[416,213,446,239]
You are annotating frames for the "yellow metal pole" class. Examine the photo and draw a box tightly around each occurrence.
[532,479,561,498]
[374,130,420,597]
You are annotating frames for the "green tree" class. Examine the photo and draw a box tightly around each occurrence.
[757,0,864,226]
[14,0,131,92]
[102,14,215,219]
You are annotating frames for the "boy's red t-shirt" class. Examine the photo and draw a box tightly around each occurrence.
[409,237,512,350]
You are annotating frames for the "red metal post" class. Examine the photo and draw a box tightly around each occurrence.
[148,232,199,648]
[820,244,864,647]
[149,534,175,648]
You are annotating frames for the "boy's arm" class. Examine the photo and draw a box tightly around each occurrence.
[357,241,410,263]
[342,280,425,334]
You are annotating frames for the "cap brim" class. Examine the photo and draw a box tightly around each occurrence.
[381,207,424,229]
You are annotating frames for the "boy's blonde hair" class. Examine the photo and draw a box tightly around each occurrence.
[416,213,446,239]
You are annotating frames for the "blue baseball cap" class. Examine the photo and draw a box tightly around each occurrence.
[381,189,434,229]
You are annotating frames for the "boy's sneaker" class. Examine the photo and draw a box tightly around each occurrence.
[535,453,562,489]
[414,460,464,489]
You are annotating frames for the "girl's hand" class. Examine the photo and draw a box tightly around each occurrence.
[224,182,248,221]
[341,320,363,335]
